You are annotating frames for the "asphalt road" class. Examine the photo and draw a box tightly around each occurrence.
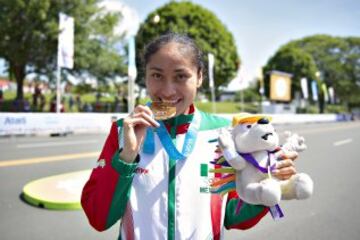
[1,121,359,240]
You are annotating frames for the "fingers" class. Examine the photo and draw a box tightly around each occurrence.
[130,112,160,128]
[127,105,159,128]
[275,150,298,161]
[121,105,158,162]
[274,173,295,181]
[273,159,297,180]
[133,105,153,116]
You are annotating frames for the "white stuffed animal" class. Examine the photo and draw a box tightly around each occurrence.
[217,113,313,208]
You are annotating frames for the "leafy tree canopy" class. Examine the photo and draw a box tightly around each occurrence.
[135,1,239,95]
[263,34,360,107]
[0,0,126,100]
[263,45,317,99]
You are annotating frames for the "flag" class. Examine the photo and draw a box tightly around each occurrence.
[58,13,74,69]
[328,87,335,104]
[300,77,309,99]
[128,36,137,79]
[258,68,264,95]
[208,53,215,88]
[127,36,137,113]
[322,83,329,102]
[311,80,318,101]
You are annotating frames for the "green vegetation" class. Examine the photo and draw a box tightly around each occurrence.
[195,101,258,114]
[263,35,360,110]
[135,1,239,96]
[1,89,351,114]
[1,1,357,114]
[0,0,126,100]
[263,46,317,98]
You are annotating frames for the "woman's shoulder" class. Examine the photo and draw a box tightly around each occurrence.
[197,110,231,131]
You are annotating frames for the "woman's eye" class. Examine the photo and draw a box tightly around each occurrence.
[152,73,162,80]
[176,74,189,81]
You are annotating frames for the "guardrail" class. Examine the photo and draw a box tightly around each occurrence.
[0,112,351,136]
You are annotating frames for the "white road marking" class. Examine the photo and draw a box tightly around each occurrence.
[16,140,98,148]
[333,138,353,146]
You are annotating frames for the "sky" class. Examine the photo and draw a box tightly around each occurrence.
[1,0,359,90]
[116,0,360,89]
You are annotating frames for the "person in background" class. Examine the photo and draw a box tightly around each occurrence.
[81,33,298,240]
[76,94,82,112]
[32,83,41,111]
[39,93,46,112]
[0,88,3,111]
[68,95,74,112]
[50,96,65,112]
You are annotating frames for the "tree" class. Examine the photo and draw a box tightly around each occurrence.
[135,1,239,95]
[0,0,126,100]
[263,45,317,100]
[287,35,359,107]
[263,34,360,109]
[234,82,261,103]
[343,37,360,108]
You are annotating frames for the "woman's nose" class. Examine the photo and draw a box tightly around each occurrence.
[162,82,176,97]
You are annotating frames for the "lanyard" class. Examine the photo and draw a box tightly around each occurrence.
[238,152,276,174]
[238,151,284,219]
[142,109,201,161]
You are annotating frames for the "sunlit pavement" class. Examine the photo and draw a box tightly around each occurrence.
[1,122,360,239]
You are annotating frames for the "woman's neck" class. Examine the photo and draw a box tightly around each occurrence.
[180,104,195,116]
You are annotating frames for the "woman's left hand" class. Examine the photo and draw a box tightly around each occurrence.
[272,151,298,180]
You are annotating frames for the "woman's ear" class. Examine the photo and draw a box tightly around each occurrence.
[196,71,203,88]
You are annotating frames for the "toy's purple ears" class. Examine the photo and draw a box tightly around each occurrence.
[232,113,272,126]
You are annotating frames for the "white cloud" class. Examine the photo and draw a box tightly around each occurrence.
[98,0,140,39]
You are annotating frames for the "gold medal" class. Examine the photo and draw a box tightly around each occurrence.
[151,101,176,120]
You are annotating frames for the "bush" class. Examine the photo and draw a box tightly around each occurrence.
[325,104,348,113]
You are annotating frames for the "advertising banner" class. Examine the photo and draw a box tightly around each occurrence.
[269,71,292,102]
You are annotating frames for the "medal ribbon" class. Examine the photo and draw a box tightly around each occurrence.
[142,108,201,161]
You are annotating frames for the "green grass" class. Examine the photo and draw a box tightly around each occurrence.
[0,90,261,113]
[1,90,348,114]
[195,101,259,113]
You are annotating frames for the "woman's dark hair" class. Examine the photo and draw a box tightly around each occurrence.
[143,33,204,74]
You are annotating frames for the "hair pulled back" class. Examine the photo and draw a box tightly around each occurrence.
[143,33,204,75]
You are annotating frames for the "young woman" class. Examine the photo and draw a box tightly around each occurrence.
[81,33,298,240]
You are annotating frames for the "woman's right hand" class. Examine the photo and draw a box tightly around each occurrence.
[119,105,159,163]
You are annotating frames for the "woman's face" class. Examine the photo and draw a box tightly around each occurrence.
[145,42,203,116]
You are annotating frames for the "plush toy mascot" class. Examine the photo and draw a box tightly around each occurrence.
[211,113,313,219]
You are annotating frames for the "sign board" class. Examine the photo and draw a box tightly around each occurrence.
[0,113,127,136]
[269,71,292,102]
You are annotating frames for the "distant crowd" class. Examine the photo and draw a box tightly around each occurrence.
[0,85,130,113]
